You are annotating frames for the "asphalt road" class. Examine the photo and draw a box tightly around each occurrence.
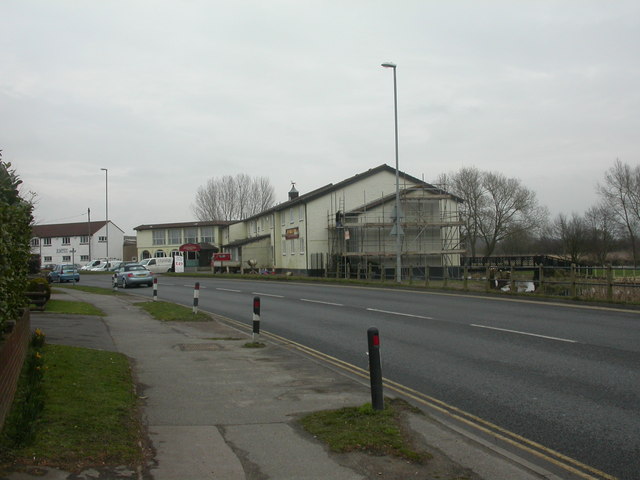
[76,274,640,479]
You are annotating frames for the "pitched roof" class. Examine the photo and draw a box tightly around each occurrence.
[31,221,112,238]
[237,164,435,223]
[134,220,233,231]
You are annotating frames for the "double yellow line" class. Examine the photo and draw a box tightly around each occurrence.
[218,314,617,480]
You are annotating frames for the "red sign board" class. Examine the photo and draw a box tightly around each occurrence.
[179,243,201,252]
[213,253,231,261]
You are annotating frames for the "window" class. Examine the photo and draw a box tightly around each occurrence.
[62,255,71,262]
[201,227,213,243]
[290,238,295,253]
[142,250,151,259]
[299,236,305,254]
[43,238,52,246]
[289,207,294,224]
[271,214,275,229]
[98,236,107,243]
[281,213,285,226]
[44,256,52,262]
[30,238,40,247]
[155,250,166,257]
[299,205,304,221]
[152,230,166,246]
[80,236,89,244]
[282,239,287,255]
[169,228,182,245]
[185,227,197,244]
[62,237,71,245]
[80,255,89,261]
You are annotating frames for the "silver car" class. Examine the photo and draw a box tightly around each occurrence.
[114,263,154,288]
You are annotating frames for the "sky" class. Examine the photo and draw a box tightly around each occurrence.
[2,1,639,235]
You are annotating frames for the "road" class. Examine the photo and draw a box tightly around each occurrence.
[77,274,640,479]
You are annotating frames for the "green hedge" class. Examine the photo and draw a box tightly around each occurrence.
[0,157,34,334]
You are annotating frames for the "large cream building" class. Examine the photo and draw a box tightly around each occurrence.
[224,164,463,276]
[133,165,463,276]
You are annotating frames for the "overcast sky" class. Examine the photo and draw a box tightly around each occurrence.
[2,1,639,235]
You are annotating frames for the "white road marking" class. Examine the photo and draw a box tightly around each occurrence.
[252,292,285,298]
[217,288,242,293]
[470,324,577,343]
[366,308,433,320]
[184,284,206,288]
[300,298,344,306]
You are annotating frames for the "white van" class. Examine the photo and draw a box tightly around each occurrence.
[139,257,174,273]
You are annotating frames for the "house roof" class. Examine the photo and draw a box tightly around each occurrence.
[134,220,233,231]
[345,185,463,215]
[237,164,441,224]
[31,221,122,238]
[224,234,271,248]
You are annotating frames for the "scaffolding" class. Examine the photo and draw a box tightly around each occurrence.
[326,185,465,276]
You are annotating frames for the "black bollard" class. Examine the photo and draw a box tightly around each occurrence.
[253,296,260,342]
[367,327,384,411]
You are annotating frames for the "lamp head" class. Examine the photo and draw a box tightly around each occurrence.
[381,62,396,69]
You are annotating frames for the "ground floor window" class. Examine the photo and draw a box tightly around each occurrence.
[142,250,151,259]
[44,256,52,262]
[62,256,71,262]
[155,250,166,257]
[80,255,89,261]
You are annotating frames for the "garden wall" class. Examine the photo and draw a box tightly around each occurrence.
[0,310,31,428]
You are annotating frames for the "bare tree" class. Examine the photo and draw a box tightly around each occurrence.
[439,168,547,258]
[585,203,617,265]
[553,212,589,264]
[597,159,640,265]
[192,174,275,221]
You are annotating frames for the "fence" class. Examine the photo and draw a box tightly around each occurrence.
[323,263,640,303]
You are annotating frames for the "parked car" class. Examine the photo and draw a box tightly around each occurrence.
[81,259,106,271]
[107,261,124,271]
[114,263,153,288]
[92,260,122,272]
[47,264,80,283]
[138,257,174,273]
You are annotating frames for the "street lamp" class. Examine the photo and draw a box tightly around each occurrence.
[100,168,109,259]
[381,62,402,283]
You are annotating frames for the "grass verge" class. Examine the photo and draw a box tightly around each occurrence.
[0,344,143,472]
[44,299,104,316]
[299,398,429,463]
[137,300,211,322]
[54,284,121,295]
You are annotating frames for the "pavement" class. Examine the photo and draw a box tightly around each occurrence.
[3,289,565,480]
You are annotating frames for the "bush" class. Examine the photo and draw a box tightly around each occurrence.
[0,155,34,334]
[26,278,51,302]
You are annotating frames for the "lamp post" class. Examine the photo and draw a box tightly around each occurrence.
[381,62,402,283]
[100,168,109,259]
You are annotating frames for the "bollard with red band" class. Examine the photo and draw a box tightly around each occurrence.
[367,327,384,411]
[153,277,158,301]
[253,296,260,342]
[193,282,200,314]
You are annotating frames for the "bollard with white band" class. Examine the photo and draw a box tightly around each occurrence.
[252,296,260,342]
[153,277,158,301]
[193,282,200,314]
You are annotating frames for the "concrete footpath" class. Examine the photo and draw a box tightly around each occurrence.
[6,290,563,480]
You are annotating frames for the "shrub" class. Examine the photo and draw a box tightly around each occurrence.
[26,278,51,302]
[0,155,34,334]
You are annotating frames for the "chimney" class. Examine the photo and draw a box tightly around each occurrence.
[288,182,299,200]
